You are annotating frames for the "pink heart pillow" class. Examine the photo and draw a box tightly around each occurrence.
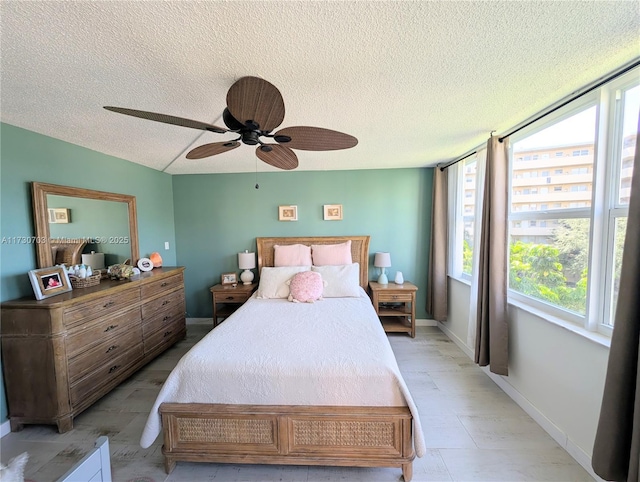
[287,271,324,303]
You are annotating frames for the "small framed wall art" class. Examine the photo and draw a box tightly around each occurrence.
[48,208,70,224]
[278,205,298,221]
[28,266,72,300]
[323,204,343,221]
[221,272,238,285]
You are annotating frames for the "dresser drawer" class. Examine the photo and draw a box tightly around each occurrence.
[68,325,143,384]
[141,273,184,299]
[143,317,185,354]
[142,289,185,320]
[143,308,185,338]
[66,307,141,358]
[69,345,143,407]
[377,292,414,303]
[214,290,252,303]
[64,289,140,328]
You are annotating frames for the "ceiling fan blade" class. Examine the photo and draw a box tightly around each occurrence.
[104,106,227,134]
[256,145,298,170]
[274,126,358,151]
[226,77,285,133]
[186,141,240,159]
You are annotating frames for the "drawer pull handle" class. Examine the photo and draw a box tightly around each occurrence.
[103,301,115,308]
[163,316,170,321]
[161,282,168,287]
[163,330,173,337]
[226,296,235,300]
[104,324,118,332]
[108,365,120,373]
[106,345,118,353]
[162,300,170,306]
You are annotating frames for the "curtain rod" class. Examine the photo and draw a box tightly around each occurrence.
[439,58,640,171]
[438,150,476,171]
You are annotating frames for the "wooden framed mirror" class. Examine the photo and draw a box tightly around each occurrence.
[32,182,139,269]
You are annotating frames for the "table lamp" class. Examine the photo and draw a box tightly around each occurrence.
[374,252,391,285]
[238,250,256,285]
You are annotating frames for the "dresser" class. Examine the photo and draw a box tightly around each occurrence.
[0,267,186,433]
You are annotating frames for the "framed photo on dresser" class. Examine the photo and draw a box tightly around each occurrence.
[28,266,72,300]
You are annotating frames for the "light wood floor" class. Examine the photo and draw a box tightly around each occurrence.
[1,324,593,481]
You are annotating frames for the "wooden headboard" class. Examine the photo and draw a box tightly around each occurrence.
[256,236,370,289]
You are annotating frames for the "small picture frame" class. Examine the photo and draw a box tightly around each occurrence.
[48,208,70,224]
[278,205,298,221]
[323,204,343,221]
[221,272,237,285]
[28,266,72,300]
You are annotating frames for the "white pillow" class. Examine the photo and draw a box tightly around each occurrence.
[311,263,361,298]
[256,266,310,299]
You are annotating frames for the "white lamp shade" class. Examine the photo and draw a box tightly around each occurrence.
[374,252,391,268]
[238,251,256,270]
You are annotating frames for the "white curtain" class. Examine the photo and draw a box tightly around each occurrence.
[467,147,487,347]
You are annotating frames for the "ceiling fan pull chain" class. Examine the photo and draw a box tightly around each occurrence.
[255,157,259,189]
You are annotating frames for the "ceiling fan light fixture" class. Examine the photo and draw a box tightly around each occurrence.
[242,131,260,145]
[274,135,291,143]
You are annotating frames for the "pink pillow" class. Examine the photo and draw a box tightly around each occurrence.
[274,244,312,267]
[311,241,352,266]
[287,271,324,303]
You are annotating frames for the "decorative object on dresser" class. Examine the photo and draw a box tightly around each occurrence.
[107,259,135,280]
[149,252,163,267]
[137,257,153,272]
[323,204,343,220]
[238,250,256,285]
[210,282,257,327]
[374,251,392,285]
[28,266,73,300]
[369,280,418,338]
[0,267,186,433]
[395,271,405,285]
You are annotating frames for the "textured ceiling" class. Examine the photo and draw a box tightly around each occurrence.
[1,1,639,174]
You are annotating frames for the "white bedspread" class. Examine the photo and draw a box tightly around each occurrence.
[140,289,425,457]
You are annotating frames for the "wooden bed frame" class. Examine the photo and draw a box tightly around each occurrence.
[159,236,416,481]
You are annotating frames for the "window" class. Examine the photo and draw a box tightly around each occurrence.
[461,157,478,276]
[510,106,596,319]
[450,67,638,336]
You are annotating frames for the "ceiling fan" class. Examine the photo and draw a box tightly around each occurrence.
[104,76,358,170]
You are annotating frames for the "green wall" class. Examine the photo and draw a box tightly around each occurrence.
[172,168,433,318]
[0,123,177,424]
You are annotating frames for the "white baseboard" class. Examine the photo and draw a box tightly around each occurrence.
[416,318,437,327]
[186,317,212,325]
[0,419,10,438]
[436,321,602,482]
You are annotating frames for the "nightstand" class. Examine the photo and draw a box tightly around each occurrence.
[368,281,418,338]
[210,283,257,327]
